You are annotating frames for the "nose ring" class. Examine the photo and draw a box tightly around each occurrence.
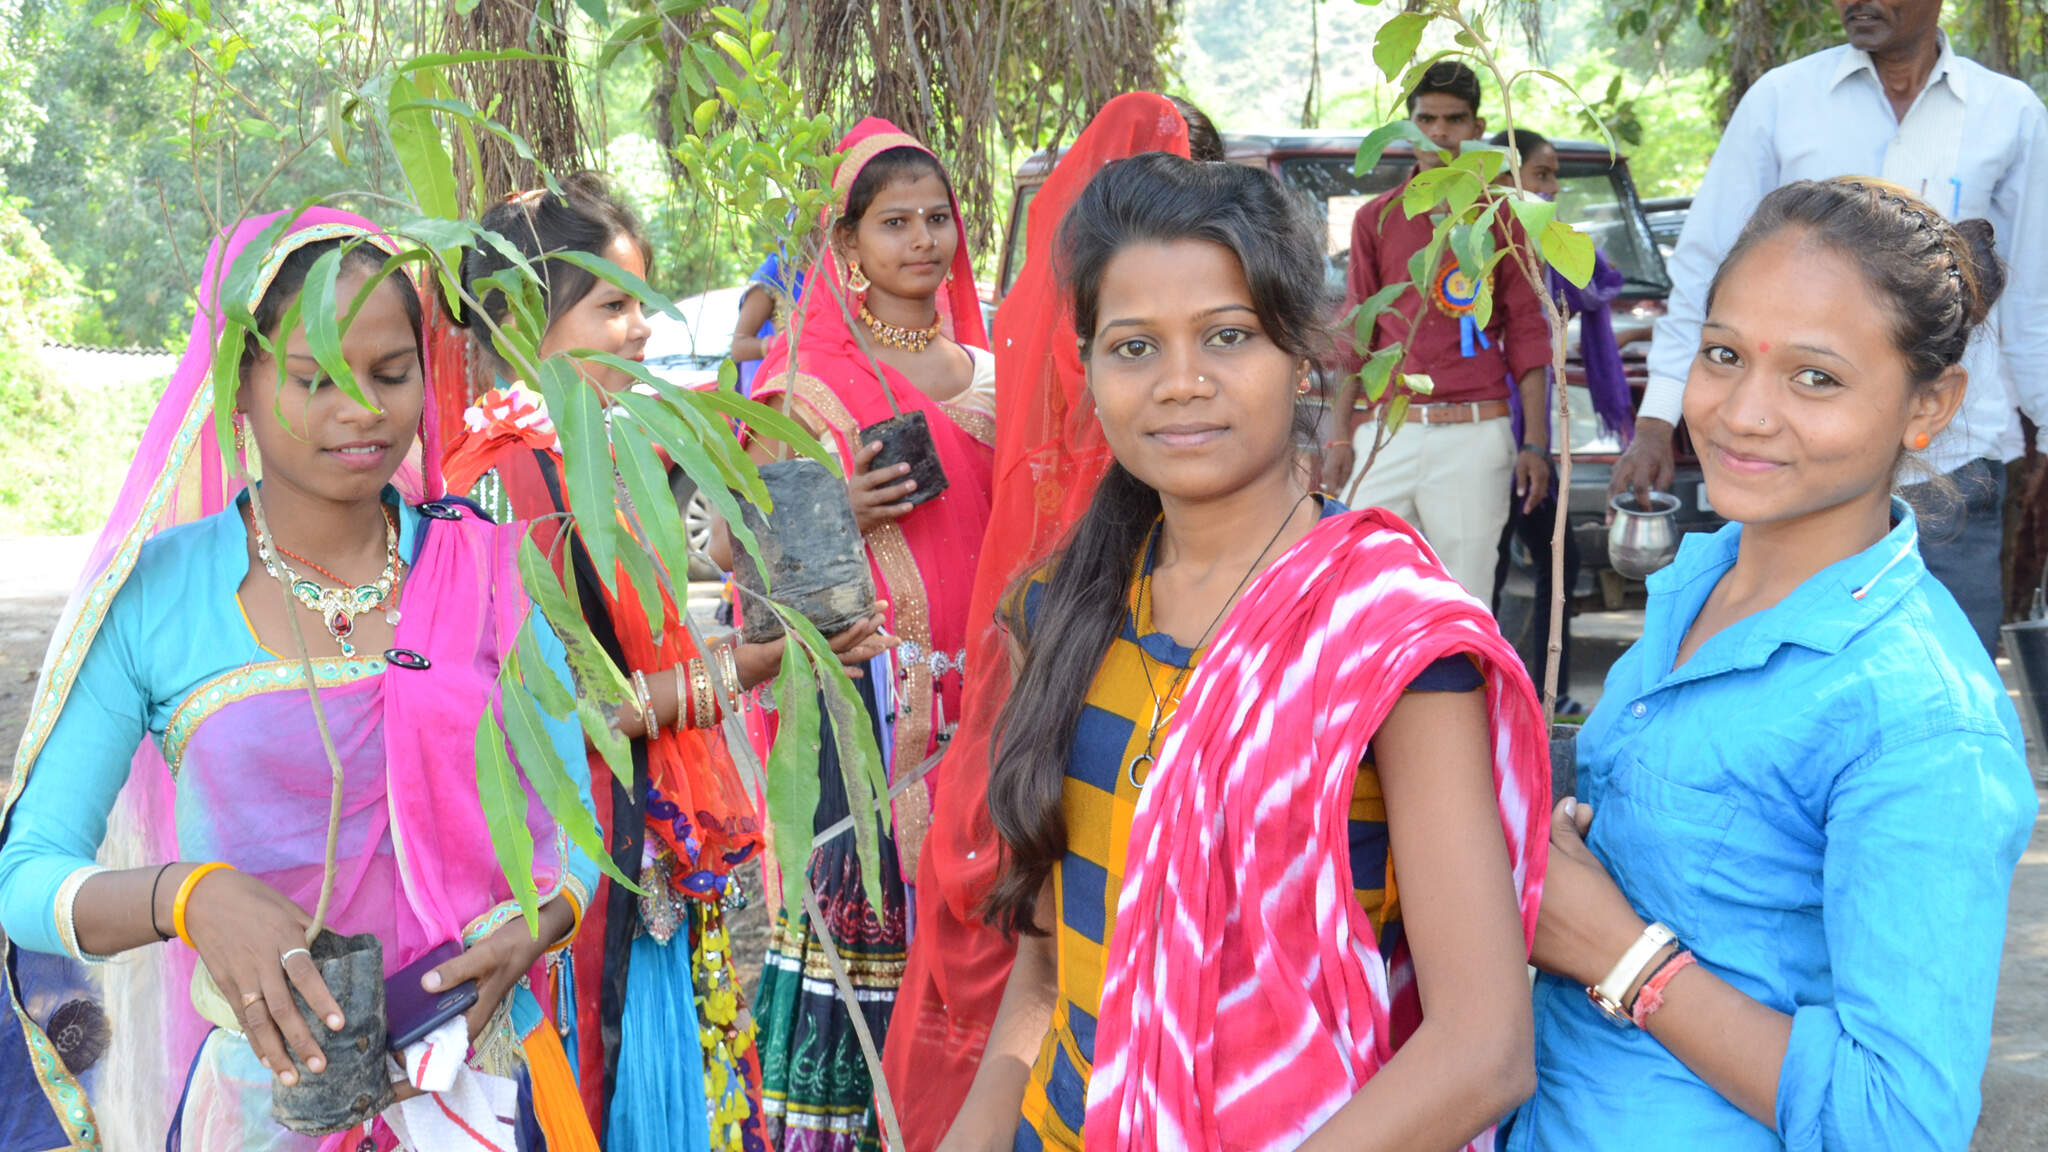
[1197,375,1207,384]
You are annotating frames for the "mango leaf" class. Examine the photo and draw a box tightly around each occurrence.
[207,214,296,460]
[515,619,576,720]
[765,634,823,911]
[613,413,703,603]
[1353,119,1434,177]
[536,357,620,594]
[387,75,459,220]
[475,710,541,929]
[297,245,377,412]
[1541,219,1596,288]
[576,352,774,512]
[516,533,634,788]
[611,390,766,577]
[1373,12,1429,81]
[500,650,640,893]
[612,497,669,648]
[682,382,839,472]
[777,603,890,918]
[548,249,683,320]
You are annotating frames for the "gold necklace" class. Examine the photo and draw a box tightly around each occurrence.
[255,508,403,659]
[1125,492,1313,788]
[859,301,943,352]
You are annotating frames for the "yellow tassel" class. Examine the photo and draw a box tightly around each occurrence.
[521,1025,601,1152]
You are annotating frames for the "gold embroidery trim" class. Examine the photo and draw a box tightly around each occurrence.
[834,132,930,213]
[940,403,995,447]
[161,657,386,778]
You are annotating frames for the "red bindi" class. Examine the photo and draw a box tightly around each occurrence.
[1759,340,1771,353]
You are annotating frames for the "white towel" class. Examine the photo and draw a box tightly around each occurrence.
[380,1017,519,1151]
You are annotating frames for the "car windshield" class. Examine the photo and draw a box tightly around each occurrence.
[643,286,746,370]
[1276,151,1673,303]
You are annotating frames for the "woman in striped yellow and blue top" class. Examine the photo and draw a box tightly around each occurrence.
[932,155,1551,1152]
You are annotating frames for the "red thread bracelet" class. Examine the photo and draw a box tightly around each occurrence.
[1630,949,1697,1027]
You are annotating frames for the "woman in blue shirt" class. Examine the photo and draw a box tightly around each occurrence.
[1511,178,2038,1152]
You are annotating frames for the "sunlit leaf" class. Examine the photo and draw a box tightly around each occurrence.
[476,710,541,929]
[1541,219,1596,288]
[388,75,459,219]
[1373,12,1429,81]
[500,649,640,893]
[298,246,372,411]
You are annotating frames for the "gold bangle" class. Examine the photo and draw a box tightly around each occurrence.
[690,657,716,729]
[674,662,692,728]
[714,643,741,703]
[631,670,659,740]
[172,862,236,948]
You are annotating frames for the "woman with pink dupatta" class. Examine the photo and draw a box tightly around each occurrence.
[940,154,1549,1151]
[744,118,995,1150]
[0,209,598,1151]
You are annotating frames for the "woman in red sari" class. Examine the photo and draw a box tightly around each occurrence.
[882,92,1219,1149]
[746,117,995,1151]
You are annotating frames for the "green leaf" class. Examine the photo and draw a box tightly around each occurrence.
[1453,145,1508,185]
[613,500,669,647]
[298,246,372,411]
[547,249,683,321]
[778,604,889,917]
[614,408,708,599]
[538,357,620,595]
[500,650,641,893]
[1508,197,1559,238]
[684,383,838,472]
[1346,282,1407,344]
[516,619,576,720]
[1541,219,1596,288]
[1443,169,1486,218]
[1402,165,1456,219]
[475,710,541,930]
[1373,12,1430,82]
[1360,346,1402,404]
[766,635,823,911]
[612,389,767,576]
[1384,390,1412,436]
[1352,119,1432,178]
[574,0,608,25]
[388,75,459,219]
[515,534,635,788]
[397,51,563,74]
[324,87,350,166]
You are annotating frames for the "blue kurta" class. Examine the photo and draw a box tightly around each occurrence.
[1509,500,2036,1152]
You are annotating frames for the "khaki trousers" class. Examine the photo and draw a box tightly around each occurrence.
[1344,414,1515,600]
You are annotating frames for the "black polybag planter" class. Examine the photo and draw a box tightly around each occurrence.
[734,458,878,643]
[859,410,949,509]
[270,931,393,1135]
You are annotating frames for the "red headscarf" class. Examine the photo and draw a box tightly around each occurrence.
[882,93,1192,1149]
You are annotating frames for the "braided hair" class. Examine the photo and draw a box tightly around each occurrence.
[1707,177,2005,390]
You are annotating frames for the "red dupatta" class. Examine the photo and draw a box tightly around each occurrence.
[882,94,1192,1148]
[752,118,993,854]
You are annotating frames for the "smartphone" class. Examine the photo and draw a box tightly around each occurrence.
[384,941,479,1052]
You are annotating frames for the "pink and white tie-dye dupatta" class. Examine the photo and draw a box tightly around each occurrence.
[1084,508,1550,1151]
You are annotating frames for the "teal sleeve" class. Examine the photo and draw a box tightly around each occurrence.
[0,580,152,957]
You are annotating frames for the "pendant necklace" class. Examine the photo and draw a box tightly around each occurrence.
[1126,491,1313,789]
[255,507,403,658]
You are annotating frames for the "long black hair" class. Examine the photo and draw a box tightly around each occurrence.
[456,171,649,367]
[982,153,1328,934]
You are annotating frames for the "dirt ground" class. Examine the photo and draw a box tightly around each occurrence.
[0,535,2040,1139]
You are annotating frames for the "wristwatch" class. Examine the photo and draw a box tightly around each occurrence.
[1586,921,1675,1026]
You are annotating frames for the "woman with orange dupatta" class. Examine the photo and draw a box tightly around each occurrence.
[881,92,1213,1150]
[744,118,995,1152]
[439,175,839,1150]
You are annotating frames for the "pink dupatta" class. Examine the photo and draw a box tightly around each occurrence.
[1085,509,1550,1151]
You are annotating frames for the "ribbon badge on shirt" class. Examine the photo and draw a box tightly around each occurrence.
[1431,262,1492,358]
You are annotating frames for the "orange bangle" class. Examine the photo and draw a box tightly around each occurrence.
[172,862,235,947]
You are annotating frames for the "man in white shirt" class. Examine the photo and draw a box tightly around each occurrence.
[1612,0,2048,652]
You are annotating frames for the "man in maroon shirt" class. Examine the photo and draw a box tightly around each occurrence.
[1323,62,1554,598]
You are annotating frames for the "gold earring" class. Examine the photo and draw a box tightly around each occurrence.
[233,412,249,454]
[847,260,870,293]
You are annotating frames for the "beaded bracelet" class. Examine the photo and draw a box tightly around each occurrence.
[172,862,235,948]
